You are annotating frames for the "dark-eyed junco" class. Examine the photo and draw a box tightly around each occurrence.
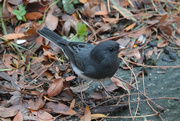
[37,27,121,81]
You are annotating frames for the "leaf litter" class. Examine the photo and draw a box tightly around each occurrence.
[0,0,180,120]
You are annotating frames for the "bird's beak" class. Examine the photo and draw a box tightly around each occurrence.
[118,45,126,52]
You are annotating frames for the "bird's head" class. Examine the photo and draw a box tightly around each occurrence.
[90,40,120,66]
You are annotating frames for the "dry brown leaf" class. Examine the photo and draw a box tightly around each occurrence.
[14,23,29,33]
[128,28,148,38]
[7,0,23,5]
[70,99,76,109]
[43,48,56,59]
[0,118,11,121]
[117,36,130,47]
[79,0,87,4]
[2,33,26,40]
[159,25,172,36]
[123,49,142,62]
[102,17,118,23]
[175,38,180,46]
[111,77,130,92]
[153,47,158,55]
[145,50,153,59]
[65,76,76,81]
[0,107,18,118]
[45,6,58,30]
[95,10,108,16]
[13,111,23,121]
[59,89,74,101]
[157,40,169,48]
[84,106,91,121]
[25,12,43,20]
[62,20,75,36]
[70,83,89,93]
[124,23,136,31]
[47,78,64,97]
[90,91,105,99]
[84,2,96,17]
[28,93,45,110]
[106,83,118,92]
[7,91,22,106]
[31,110,54,121]
[158,14,168,24]
[91,114,106,120]
[6,2,13,13]
[45,102,76,115]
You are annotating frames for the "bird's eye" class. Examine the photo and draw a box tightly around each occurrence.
[109,47,114,52]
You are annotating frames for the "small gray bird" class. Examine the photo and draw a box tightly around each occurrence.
[37,27,121,81]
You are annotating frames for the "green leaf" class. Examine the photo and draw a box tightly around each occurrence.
[19,4,26,10]
[71,35,85,42]
[63,0,75,14]
[73,0,79,4]
[12,9,19,15]
[19,10,26,16]
[76,22,88,36]
[12,4,26,21]
[78,35,85,42]
[16,15,22,20]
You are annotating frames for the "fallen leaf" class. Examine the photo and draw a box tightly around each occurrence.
[112,4,136,21]
[83,2,96,17]
[157,40,169,48]
[175,38,180,46]
[7,91,22,106]
[159,25,172,36]
[102,17,118,23]
[117,36,130,47]
[31,110,54,121]
[45,102,76,115]
[13,111,23,121]
[2,33,26,40]
[158,14,168,24]
[124,23,136,31]
[28,93,45,110]
[91,114,106,120]
[95,10,108,16]
[25,12,43,20]
[111,77,130,92]
[84,106,91,121]
[45,6,58,30]
[0,118,11,121]
[145,50,153,59]
[90,91,105,99]
[70,99,76,109]
[106,83,118,92]
[65,76,76,81]
[59,89,74,101]
[0,106,18,118]
[70,83,89,93]
[79,0,87,4]
[47,78,64,97]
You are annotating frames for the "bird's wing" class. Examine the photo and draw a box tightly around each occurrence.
[65,42,95,71]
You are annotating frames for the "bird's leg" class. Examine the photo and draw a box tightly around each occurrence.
[99,81,115,99]
[78,77,87,107]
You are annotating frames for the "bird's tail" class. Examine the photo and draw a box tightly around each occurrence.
[36,27,68,49]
